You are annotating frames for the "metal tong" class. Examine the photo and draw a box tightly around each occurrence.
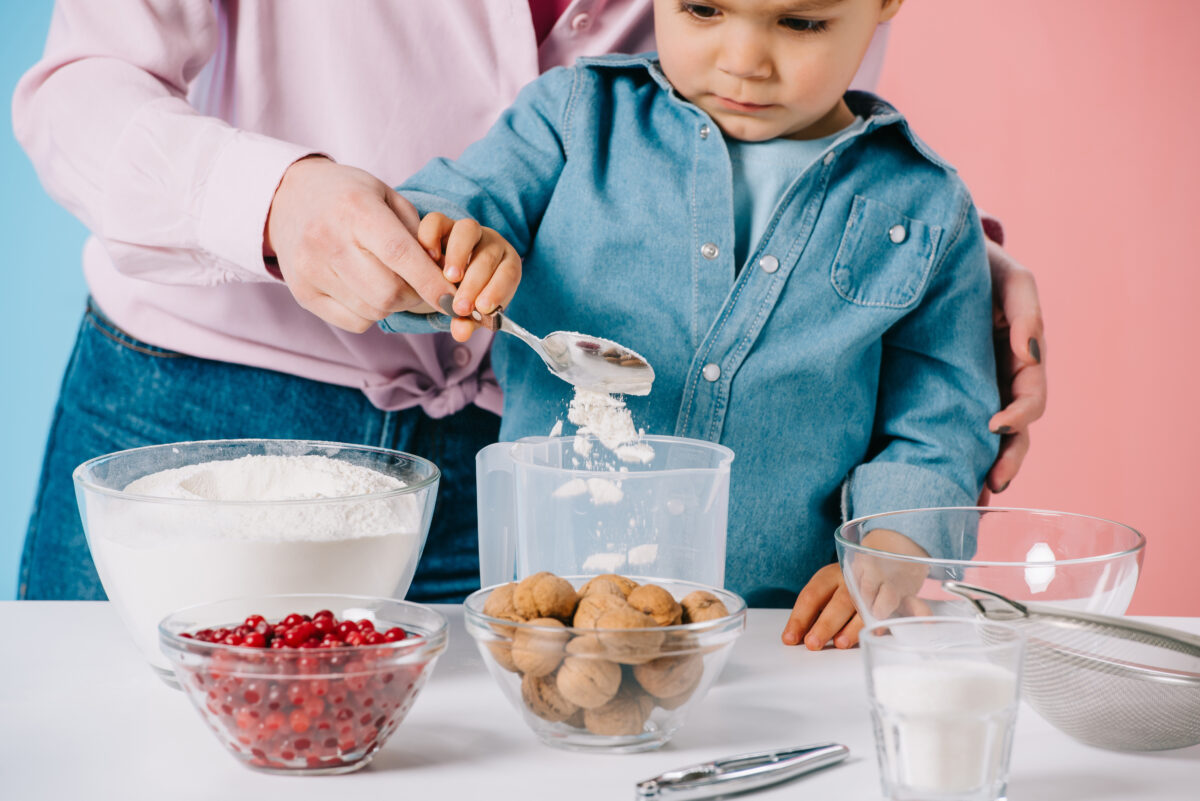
[635,743,849,800]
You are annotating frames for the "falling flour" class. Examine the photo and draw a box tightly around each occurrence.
[567,390,654,463]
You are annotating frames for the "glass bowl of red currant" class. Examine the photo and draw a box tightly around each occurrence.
[159,594,447,775]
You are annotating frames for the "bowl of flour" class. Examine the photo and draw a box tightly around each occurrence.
[74,439,439,685]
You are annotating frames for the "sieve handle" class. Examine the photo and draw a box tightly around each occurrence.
[943,581,1031,620]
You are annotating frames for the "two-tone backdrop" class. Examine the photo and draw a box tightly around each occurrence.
[3,1,1196,613]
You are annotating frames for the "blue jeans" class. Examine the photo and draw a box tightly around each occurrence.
[18,302,499,603]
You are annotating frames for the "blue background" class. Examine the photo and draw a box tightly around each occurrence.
[2,2,89,599]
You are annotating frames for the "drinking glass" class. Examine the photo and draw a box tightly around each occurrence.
[861,617,1025,801]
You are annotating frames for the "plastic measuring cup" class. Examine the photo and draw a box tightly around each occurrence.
[476,435,734,587]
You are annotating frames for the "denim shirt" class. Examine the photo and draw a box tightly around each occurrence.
[381,53,999,603]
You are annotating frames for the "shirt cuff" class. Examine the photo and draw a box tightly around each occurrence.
[398,190,471,222]
[198,131,320,281]
[842,461,977,560]
[379,311,451,334]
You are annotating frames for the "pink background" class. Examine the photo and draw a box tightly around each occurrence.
[879,0,1199,614]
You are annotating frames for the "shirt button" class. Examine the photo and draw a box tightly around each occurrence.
[699,124,710,139]
[823,151,836,166]
[702,363,721,382]
[452,345,471,367]
[758,255,779,274]
[700,242,719,260]
[888,224,907,244]
[570,13,591,31]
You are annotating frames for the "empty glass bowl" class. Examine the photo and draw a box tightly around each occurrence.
[835,507,1146,626]
[159,594,447,775]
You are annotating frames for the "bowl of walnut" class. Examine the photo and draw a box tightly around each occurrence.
[463,572,746,753]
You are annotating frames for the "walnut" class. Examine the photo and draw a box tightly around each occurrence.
[485,639,518,673]
[654,686,697,710]
[595,605,666,665]
[680,590,730,623]
[483,581,525,637]
[573,593,631,629]
[565,707,586,730]
[580,573,638,598]
[511,618,569,677]
[514,572,579,621]
[521,672,579,723]
[565,633,605,656]
[583,687,649,736]
[578,577,625,599]
[556,655,622,708]
[483,582,523,621]
[633,654,704,699]
[626,583,683,626]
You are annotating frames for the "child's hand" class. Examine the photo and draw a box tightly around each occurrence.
[781,529,930,651]
[417,212,521,342]
[782,563,862,650]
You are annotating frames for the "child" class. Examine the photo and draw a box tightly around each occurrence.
[381,0,999,648]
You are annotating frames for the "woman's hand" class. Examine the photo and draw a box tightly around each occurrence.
[985,238,1048,495]
[264,157,457,332]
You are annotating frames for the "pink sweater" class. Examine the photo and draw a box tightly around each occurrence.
[13,1,886,416]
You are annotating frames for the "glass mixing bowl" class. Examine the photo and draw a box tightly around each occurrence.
[160,594,447,774]
[835,507,1146,627]
[464,576,746,753]
[74,439,439,684]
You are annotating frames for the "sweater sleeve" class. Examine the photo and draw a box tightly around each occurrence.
[11,0,316,285]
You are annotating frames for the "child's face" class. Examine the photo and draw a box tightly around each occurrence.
[653,0,903,141]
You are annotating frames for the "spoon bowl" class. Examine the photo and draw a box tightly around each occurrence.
[437,295,654,395]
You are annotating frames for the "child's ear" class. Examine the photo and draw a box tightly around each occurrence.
[880,0,904,23]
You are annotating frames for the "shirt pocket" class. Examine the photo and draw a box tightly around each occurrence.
[830,195,942,309]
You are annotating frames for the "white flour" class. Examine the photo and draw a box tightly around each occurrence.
[89,454,425,671]
[125,453,402,502]
[567,390,654,463]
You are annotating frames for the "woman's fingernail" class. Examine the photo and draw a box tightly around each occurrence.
[997,480,1011,493]
[1029,337,1041,364]
[436,294,455,316]
[445,266,462,282]
[992,425,1014,435]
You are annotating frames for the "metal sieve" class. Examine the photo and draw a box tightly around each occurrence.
[943,581,1200,752]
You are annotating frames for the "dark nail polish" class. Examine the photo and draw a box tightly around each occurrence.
[998,480,1011,493]
[437,294,455,316]
[1029,337,1041,364]
[993,425,1014,435]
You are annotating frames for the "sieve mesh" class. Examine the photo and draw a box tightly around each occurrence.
[944,582,1200,752]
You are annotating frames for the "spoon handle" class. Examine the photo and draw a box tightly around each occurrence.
[435,294,502,331]
[469,308,503,332]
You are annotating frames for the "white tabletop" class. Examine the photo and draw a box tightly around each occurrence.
[1,602,1196,800]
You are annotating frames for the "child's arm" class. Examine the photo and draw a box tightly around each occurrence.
[785,197,1001,651]
[378,66,578,336]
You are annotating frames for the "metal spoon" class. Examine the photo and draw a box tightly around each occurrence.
[436,295,654,395]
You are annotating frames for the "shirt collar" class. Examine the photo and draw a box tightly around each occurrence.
[576,53,956,174]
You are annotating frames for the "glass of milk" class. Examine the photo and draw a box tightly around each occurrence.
[861,617,1025,801]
